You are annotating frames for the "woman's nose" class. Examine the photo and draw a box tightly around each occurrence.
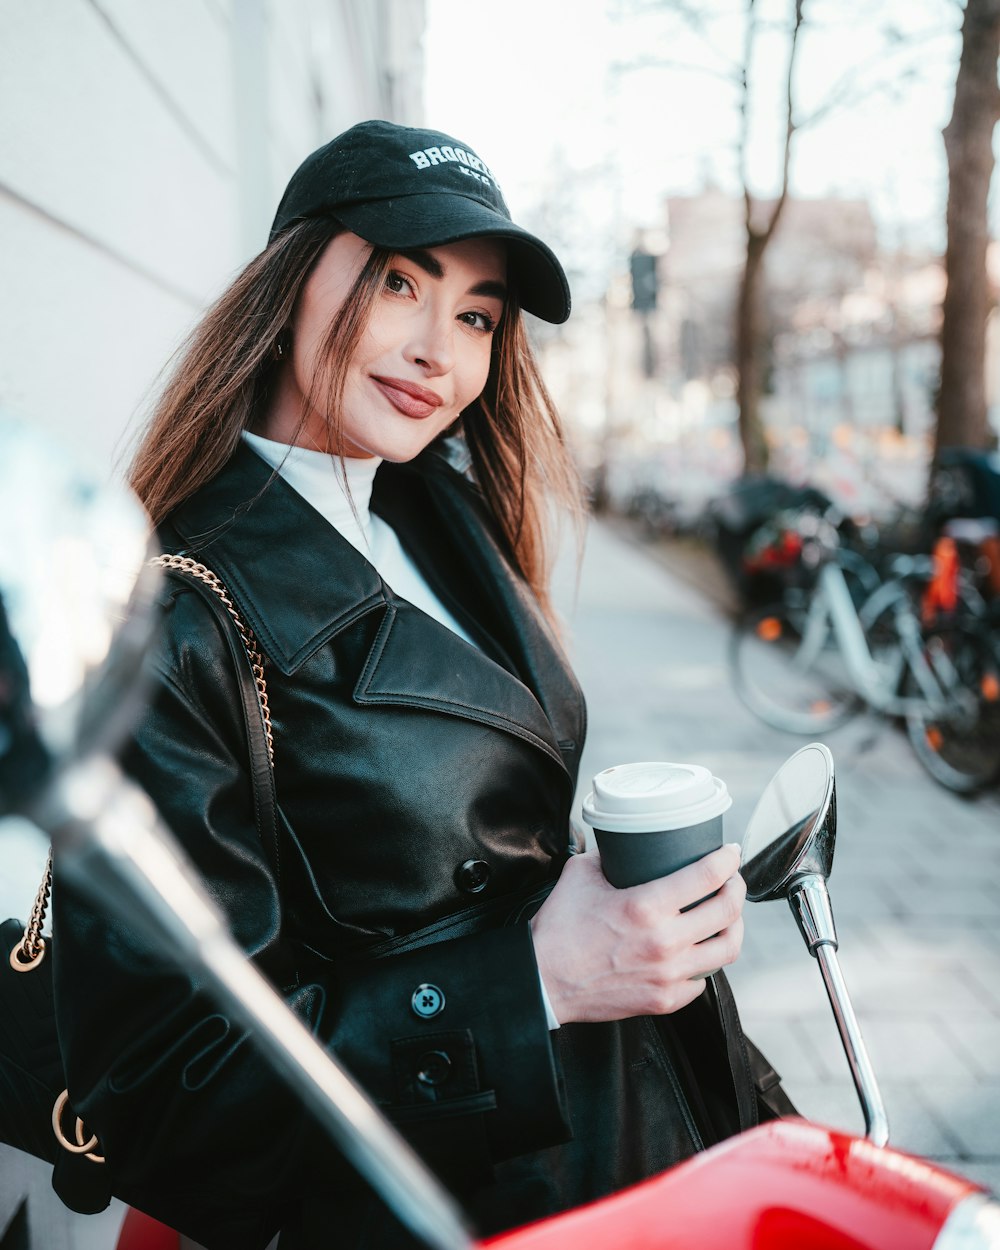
[404,311,455,375]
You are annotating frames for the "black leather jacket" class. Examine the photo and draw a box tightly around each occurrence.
[54,442,782,1249]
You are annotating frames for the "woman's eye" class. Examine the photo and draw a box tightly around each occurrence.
[459,310,497,334]
[385,271,413,296]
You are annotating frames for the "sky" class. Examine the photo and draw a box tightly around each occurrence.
[424,0,976,301]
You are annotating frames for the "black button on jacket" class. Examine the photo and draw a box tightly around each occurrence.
[53,441,775,1250]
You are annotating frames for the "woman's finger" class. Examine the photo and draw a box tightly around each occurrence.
[677,871,746,944]
[687,915,745,980]
[640,843,743,913]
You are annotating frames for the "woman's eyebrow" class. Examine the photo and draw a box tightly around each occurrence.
[470,279,508,302]
[399,247,445,278]
[398,248,507,302]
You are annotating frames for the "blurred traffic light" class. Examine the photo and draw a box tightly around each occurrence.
[629,247,659,312]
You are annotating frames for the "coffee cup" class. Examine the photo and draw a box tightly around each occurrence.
[581,761,732,890]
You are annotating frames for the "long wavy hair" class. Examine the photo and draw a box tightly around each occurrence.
[129,220,584,624]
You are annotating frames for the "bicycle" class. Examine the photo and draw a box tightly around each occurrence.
[729,515,1000,794]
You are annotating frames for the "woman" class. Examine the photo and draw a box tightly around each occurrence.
[54,121,788,1249]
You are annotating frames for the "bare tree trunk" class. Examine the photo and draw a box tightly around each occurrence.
[736,232,770,472]
[735,0,804,474]
[936,0,1000,459]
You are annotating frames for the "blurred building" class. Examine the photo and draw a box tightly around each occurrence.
[586,187,961,519]
[659,191,882,387]
[0,0,426,473]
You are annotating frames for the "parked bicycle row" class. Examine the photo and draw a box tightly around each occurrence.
[702,451,1000,796]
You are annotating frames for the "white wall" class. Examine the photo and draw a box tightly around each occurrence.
[0,0,426,479]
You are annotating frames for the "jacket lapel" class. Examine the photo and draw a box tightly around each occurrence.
[353,600,567,767]
[163,443,581,772]
[373,451,585,761]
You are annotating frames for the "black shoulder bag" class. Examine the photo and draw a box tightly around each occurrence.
[0,556,276,1214]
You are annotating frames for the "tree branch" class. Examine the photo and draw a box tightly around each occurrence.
[760,0,803,246]
[739,0,756,232]
[624,0,750,84]
[610,55,743,88]
[798,27,951,130]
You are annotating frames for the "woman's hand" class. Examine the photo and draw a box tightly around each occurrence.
[529,844,746,1026]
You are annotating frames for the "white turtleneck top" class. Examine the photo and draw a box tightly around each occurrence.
[243,430,477,647]
[241,431,560,1030]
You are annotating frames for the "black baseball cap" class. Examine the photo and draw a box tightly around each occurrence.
[269,120,571,324]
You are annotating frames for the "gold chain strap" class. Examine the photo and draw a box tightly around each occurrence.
[150,554,274,767]
[7,839,103,1161]
[8,849,52,972]
[9,555,274,973]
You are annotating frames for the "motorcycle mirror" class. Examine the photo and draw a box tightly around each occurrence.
[740,742,836,903]
[0,416,157,813]
[742,742,889,1145]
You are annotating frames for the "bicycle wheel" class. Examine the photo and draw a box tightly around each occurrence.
[903,620,1000,794]
[730,601,861,733]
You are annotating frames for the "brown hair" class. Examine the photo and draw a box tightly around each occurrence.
[129,221,584,622]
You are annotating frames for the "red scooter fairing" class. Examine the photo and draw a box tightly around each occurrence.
[483,1120,980,1250]
[115,1119,986,1250]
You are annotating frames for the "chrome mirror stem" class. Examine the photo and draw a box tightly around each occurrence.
[788,874,889,1147]
[788,873,838,950]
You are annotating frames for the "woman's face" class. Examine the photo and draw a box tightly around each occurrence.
[269,231,507,460]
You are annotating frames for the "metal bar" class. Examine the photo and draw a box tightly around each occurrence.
[820,562,887,699]
[814,941,890,1147]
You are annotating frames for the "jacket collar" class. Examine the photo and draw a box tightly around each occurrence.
[163,442,584,772]
[165,442,385,672]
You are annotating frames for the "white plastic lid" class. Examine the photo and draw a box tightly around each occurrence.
[581,761,732,833]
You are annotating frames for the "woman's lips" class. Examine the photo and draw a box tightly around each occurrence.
[371,376,444,420]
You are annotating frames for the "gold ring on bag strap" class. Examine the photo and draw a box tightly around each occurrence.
[52,1089,105,1163]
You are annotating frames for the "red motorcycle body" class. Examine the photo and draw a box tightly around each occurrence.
[118,1119,984,1250]
[483,1119,980,1250]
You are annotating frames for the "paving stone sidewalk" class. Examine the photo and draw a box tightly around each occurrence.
[556,517,1000,1194]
